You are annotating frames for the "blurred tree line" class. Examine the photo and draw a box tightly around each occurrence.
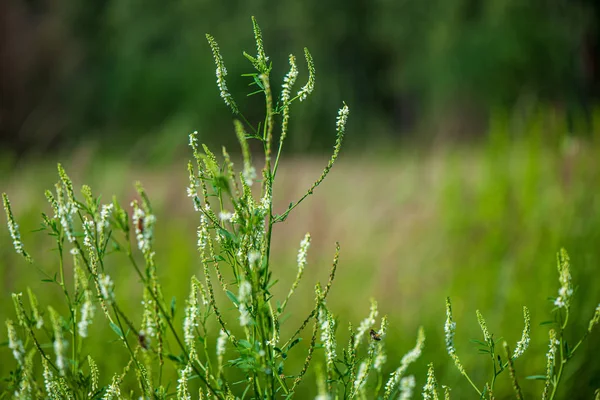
[1,0,599,156]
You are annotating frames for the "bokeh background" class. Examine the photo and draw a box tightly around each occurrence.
[2,0,600,398]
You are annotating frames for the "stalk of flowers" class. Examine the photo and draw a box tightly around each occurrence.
[6,319,25,366]
[383,326,425,400]
[352,315,388,397]
[554,248,573,310]
[398,376,416,400]
[542,329,559,400]
[503,342,524,400]
[74,262,95,338]
[26,288,43,330]
[422,363,439,400]
[512,306,531,359]
[280,233,311,314]
[48,306,66,375]
[2,193,32,262]
[354,299,379,349]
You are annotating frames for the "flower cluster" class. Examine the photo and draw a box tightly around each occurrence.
[281,54,298,105]
[206,34,238,114]
[554,248,573,309]
[444,297,464,373]
[2,193,31,261]
[297,48,315,101]
[512,306,531,359]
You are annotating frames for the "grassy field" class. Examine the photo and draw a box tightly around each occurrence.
[1,135,599,398]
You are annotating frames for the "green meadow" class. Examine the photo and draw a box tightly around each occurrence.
[2,126,599,397]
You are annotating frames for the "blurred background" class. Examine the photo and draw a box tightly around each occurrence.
[1,0,600,398]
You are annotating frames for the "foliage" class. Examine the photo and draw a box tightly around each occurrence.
[1,17,599,399]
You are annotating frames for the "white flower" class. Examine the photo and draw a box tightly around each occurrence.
[297,48,315,101]
[78,300,95,338]
[248,251,261,268]
[98,274,114,303]
[513,306,531,359]
[219,211,233,222]
[281,54,298,105]
[239,303,251,327]
[297,233,311,271]
[336,104,350,134]
[238,280,252,303]
[216,329,228,356]
[243,166,257,187]
[399,376,416,400]
[355,299,378,349]
[353,362,368,392]
[6,320,24,366]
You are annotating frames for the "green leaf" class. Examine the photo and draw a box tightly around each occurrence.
[526,375,547,380]
[170,296,177,318]
[285,338,303,352]
[226,290,240,307]
[109,322,123,338]
[167,354,185,364]
[539,321,555,326]
[237,340,252,349]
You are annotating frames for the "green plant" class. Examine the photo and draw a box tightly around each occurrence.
[1,17,422,399]
[2,17,599,400]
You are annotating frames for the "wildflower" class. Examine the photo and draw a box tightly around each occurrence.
[243,165,257,187]
[353,361,368,392]
[2,193,31,261]
[383,327,425,398]
[323,311,337,366]
[27,288,43,329]
[216,329,228,357]
[141,291,157,340]
[78,299,95,338]
[197,214,209,251]
[398,376,416,400]
[98,204,113,232]
[445,297,465,373]
[554,248,573,309]
[251,17,268,69]
[542,329,559,399]
[513,306,531,359]
[248,251,261,268]
[297,48,315,101]
[49,307,66,375]
[189,131,198,150]
[238,280,252,303]
[281,54,298,105]
[183,282,199,353]
[239,303,251,327]
[6,320,25,366]
[297,233,311,271]
[88,356,99,396]
[476,310,492,344]
[42,358,58,398]
[374,349,387,371]
[83,217,95,250]
[219,211,233,222]
[132,203,156,255]
[98,274,115,303]
[355,299,378,349]
[55,183,75,243]
[104,373,122,400]
[177,363,192,400]
[206,34,238,114]
[336,103,350,135]
[422,363,439,400]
